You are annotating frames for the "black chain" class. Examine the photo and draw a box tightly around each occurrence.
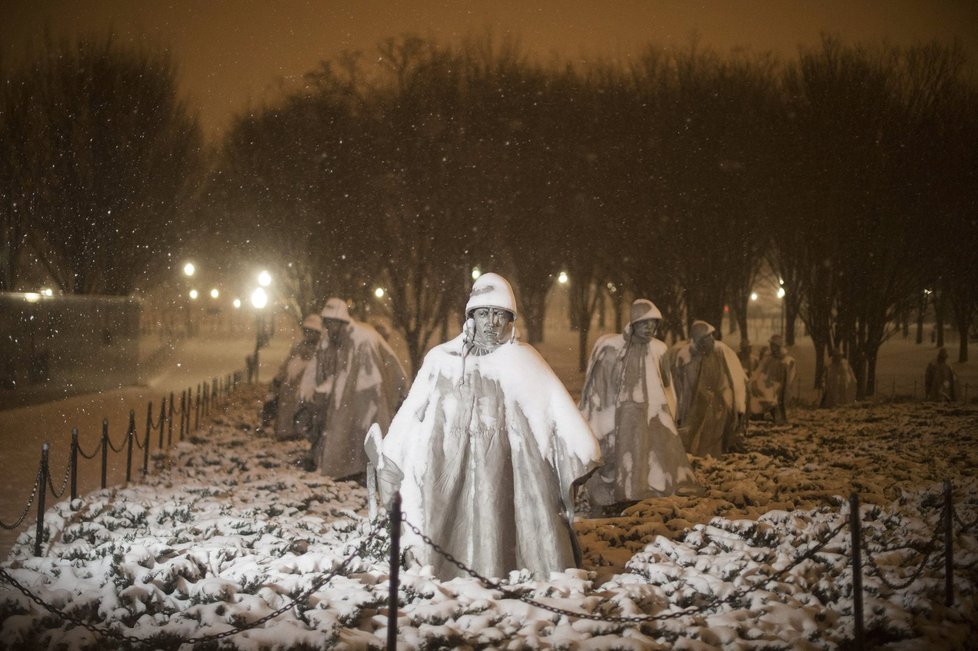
[0,520,383,647]
[105,431,127,454]
[953,510,977,533]
[401,516,848,624]
[149,411,165,431]
[46,457,72,500]
[76,439,102,460]
[0,466,43,530]
[860,509,945,592]
[132,431,146,451]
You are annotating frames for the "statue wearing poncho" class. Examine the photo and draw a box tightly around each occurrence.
[377,273,601,580]
[669,320,747,458]
[580,300,701,511]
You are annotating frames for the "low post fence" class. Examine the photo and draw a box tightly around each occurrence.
[0,372,243,558]
[2,477,974,648]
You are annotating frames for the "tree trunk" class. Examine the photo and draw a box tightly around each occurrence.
[934,292,946,348]
[915,295,925,344]
[813,338,827,391]
[785,300,800,346]
[578,323,590,373]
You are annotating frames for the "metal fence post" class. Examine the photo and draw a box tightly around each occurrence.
[142,405,151,475]
[849,493,864,650]
[158,398,166,449]
[944,479,953,607]
[34,444,48,557]
[179,389,187,441]
[70,428,79,503]
[388,492,402,651]
[167,392,175,447]
[100,418,109,489]
[195,383,201,431]
[125,411,135,483]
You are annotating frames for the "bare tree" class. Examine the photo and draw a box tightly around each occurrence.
[0,33,201,294]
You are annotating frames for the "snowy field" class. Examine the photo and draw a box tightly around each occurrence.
[2,385,976,650]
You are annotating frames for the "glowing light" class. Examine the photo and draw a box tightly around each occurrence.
[251,287,268,309]
[183,262,195,277]
[777,287,786,299]
[374,287,385,298]
[750,292,758,302]
[257,270,272,287]
[40,288,53,297]
[24,292,41,303]
[233,298,242,309]
[558,271,569,284]
[210,288,220,299]
[189,289,199,300]
[471,267,481,280]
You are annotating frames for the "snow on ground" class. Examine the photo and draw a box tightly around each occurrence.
[1,387,977,650]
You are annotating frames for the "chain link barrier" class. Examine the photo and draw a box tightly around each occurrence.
[860,505,946,592]
[401,516,848,624]
[104,429,127,454]
[75,439,102,460]
[0,516,384,647]
[45,457,72,500]
[0,466,43,530]
[953,510,977,533]
[132,430,146,451]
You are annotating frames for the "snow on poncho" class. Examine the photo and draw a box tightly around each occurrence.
[579,333,699,505]
[301,320,407,478]
[669,339,747,458]
[749,348,797,420]
[381,333,601,580]
[270,338,318,440]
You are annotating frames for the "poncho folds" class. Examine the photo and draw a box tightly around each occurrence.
[380,333,601,580]
[270,338,318,440]
[748,348,797,422]
[580,333,699,505]
[301,320,407,479]
[669,339,747,458]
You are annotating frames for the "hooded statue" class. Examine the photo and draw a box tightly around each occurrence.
[748,334,797,423]
[821,350,857,408]
[580,299,701,514]
[669,320,747,457]
[300,298,408,480]
[376,273,601,580]
[266,314,322,440]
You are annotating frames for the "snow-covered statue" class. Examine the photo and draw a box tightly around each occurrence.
[821,350,857,408]
[264,314,321,440]
[300,298,407,481]
[669,320,747,457]
[748,334,797,423]
[375,273,601,580]
[925,347,958,402]
[579,299,701,515]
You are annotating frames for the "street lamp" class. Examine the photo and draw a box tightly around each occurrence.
[183,262,195,277]
[250,286,268,383]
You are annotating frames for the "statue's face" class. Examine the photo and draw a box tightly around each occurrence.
[471,307,514,349]
[302,327,321,345]
[631,319,658,342]
[321,318,347,342]
[694,332,715,353]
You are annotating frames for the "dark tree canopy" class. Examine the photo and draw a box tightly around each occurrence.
[0,33,202,295]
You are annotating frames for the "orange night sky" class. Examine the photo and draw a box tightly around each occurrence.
[3,0,976,139]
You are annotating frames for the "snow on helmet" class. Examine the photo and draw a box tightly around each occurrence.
[690,320,716,341]
[465,273,517,320]
[301,314,323,331]
[320,298,351,322]
[629,299,662,325]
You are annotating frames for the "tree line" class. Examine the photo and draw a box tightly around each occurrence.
[2,33,976,393]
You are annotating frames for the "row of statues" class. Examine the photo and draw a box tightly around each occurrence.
[262,272,955,582]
